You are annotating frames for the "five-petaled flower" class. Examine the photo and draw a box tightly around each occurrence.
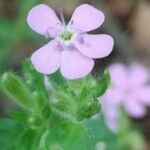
[101,63,150,132]
[27,4,114,79]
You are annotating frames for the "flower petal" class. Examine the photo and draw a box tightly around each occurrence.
[124,98,146,118]
[27,4,62,36]
[135,86,150,105]
[101,95,120,132]
[60,49,94,80]
[74,34,114,58]
[108,64,127,88]
[102,88,123,106]
[31,40,61,74]
[68,4,105,32]
[129,64,149,86]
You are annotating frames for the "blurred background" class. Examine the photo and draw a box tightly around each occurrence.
[0,0,150,149]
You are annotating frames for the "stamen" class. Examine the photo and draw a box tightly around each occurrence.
[56,7,66,26]
[60,31,73,41]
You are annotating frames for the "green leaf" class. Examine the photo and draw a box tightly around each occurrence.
[16,124,48,150]
[96,70,111,97]
[46,115,117,150]
[10,111,29,122]
[76,99,100,121]
[0,119,24,150]
[16,128,37,150]
[83,115,117,150]
[50,91,76,120]
[48,71,67,90]
[22,59,48,104]
[1,72,34,110]
[46,121,93,150]
[22,60,51,115]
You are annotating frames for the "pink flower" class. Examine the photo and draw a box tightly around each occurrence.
[101,63,150,132]
[27,4,114,79]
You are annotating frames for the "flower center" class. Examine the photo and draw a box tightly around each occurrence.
[60,30,73,42]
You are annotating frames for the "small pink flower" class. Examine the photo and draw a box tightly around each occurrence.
[101,63,150,132]
[27,4,114,79]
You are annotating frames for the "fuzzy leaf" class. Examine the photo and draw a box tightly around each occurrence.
[96,70,111,97]
[1,72,34,110]
[22,59,49,108]
[48,71,67,89]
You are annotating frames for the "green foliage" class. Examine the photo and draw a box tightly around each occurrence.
[1,72,34,110]
[95,70,111,97]
[46,116,117,150]
[0,60,112,150]
[0,119,24,150]
[16,128,39,150]
[116,112,145,150]
[10,111,29,123]
[48,72,110,122]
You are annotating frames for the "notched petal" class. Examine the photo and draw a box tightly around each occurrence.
[27,4,62,36]
[68,4,105,32]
